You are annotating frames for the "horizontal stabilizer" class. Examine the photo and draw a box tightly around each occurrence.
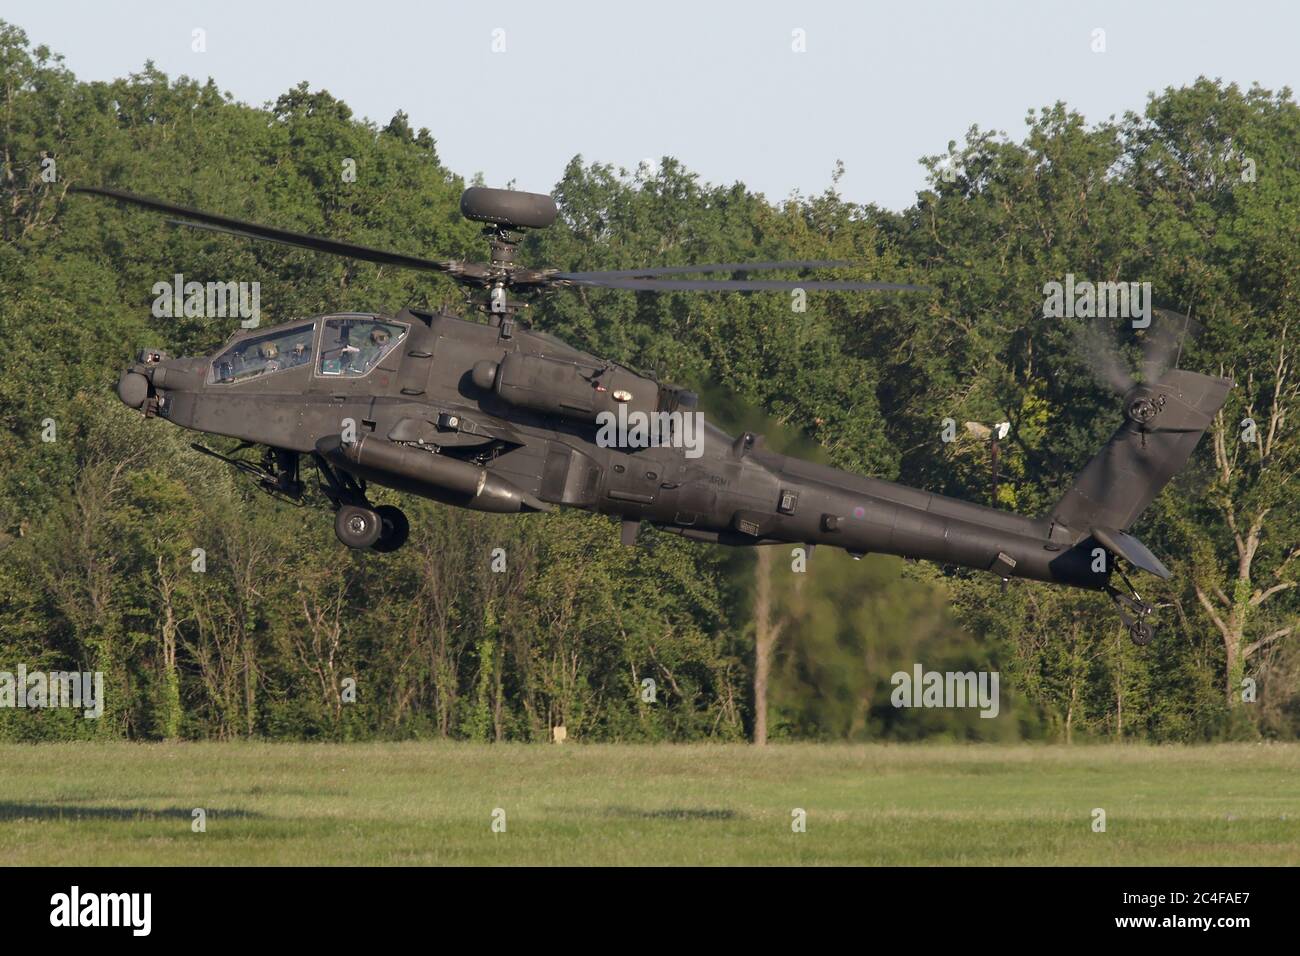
[1092,526,1171,579]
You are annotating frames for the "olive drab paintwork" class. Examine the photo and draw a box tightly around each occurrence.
[83,184,1232,647]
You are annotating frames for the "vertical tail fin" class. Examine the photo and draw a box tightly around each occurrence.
[1050,369,1233,537]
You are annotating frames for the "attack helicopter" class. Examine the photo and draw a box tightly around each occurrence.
[74,184,1231,645]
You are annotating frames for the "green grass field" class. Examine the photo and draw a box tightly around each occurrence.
[1,742,1297,865]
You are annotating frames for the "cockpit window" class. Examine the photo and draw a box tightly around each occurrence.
[317,317,407,377]
[210,323,315,384]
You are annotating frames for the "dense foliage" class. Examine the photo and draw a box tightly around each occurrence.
[1,22,1295,741]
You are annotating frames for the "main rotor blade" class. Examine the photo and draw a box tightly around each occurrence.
[555,276,927,293]
[71,186,463,275]
[554,260,858,279]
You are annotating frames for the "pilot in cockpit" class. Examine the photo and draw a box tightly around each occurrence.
[352,325,390,372]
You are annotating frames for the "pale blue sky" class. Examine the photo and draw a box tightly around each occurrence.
[10,1,1299,209]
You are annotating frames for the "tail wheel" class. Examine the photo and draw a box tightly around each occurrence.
[371,505,410,553]
[335,505,382,549]
[1129,622,1154,646]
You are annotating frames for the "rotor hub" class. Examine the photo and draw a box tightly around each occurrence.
[1127,393,1166,425]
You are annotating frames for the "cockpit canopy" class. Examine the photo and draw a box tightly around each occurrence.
[208,314,407,384]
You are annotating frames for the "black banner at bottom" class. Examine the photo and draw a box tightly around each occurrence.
[0,866,1284,940]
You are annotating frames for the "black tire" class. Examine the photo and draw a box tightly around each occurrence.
[1129,622,1154,646]
[335,505,382,549]
[371,505,410,553]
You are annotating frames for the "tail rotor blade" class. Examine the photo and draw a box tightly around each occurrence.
[1142,308,1204,382]
[1074,322,1136,395]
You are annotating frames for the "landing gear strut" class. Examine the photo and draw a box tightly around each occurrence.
[313,452,409,553]
[1106,565,1156,646]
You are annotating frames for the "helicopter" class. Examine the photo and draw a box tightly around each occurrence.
[74,184,1232,646]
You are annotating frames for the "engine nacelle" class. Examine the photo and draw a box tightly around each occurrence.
[473,353,695,426]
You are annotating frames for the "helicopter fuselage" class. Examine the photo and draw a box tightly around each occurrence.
[119,306,1114,590]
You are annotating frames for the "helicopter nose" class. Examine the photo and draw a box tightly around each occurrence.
[117,369,150,409]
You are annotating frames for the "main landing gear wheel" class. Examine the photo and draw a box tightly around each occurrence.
[335,505,382,549]
[371,504,410,553]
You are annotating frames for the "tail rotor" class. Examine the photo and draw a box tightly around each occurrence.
[1074,307,1204,396]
